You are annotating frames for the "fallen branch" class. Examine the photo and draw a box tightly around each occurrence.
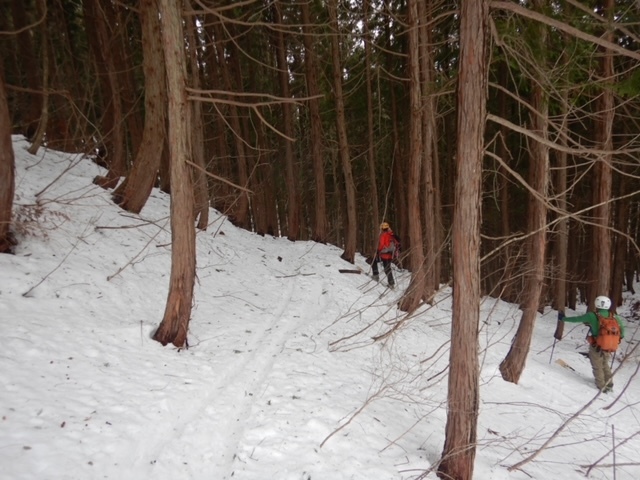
[22,227,85,297]
[507,391,603,472]
[508,340,640,472]
[107,219,167,281]
[320,386,388,449]
[584,429,640,476]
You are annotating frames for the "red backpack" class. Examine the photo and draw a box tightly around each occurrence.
[594,312,621,352]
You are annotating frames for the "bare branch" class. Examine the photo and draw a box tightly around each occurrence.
[491,1,640,61]
[508,341,640,472]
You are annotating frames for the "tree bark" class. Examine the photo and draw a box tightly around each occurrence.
[328,0,357,263]
[273,2,300,241]
[499,0,550,385]
[553,85,569,339]
[419,0,438,296]
[26,0,48,156]
[153,0,196,348]
[362,0,380,240]
[113,0,167,215]
[610,174,629,309]
[185,4,209,231]
[0,74,16,253]
[438,1,488,479]
[496,60,515,302]
[301,1,328,243]
[11,0,42,138]
[252,121,278,237]
[214,22,250,230]
[399,0,428,313]
[203,16,232,216]
[84,0,127,189]
[589,0,614,305]
[111,4,142,162]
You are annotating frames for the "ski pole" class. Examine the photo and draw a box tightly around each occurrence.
[611,352,615,369]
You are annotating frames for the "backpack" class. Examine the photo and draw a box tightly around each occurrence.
[594,312,621,352]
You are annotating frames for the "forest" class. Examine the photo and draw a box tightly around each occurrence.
[0,2,639,478]
[1,0,639,306]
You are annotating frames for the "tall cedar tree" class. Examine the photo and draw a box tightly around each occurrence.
[26,0,48,156]
[0,75,15,253]
[438,1,488,479]
[362,0,380,237]
[273,1,301,241]
[419,0,439,297]
[499,0,550,384]
[553,39,571,340]
[328,0,357,263]
[398,0,428,313]
[113,0,167,214]
[11,0,41,138]
[301,1,329,243]
[185,2,209,231]
[85,0,127,189]
[589,0,615,306]
[153,0,196,348]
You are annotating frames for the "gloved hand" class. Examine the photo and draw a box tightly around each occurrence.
[557,311,565,321]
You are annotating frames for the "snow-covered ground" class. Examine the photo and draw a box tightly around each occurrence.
[2,136,639,480]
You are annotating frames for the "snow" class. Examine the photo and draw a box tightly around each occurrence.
[1,135,639,480]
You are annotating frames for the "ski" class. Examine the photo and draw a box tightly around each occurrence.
[555,358,576,371]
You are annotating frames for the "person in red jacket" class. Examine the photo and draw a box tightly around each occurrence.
[372,222,397,288]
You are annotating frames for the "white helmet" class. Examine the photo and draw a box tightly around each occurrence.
[594,295,611,310]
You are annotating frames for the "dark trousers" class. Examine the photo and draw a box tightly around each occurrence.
[372,256,395,286]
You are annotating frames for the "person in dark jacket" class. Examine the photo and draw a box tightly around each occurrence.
[372,222,397,288]
[559,295,625,393]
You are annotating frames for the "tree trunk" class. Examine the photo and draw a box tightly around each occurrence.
[158,137,171,193]
[438,1,487,479]
[362,0,380,240]
[328,0,357,263]
[627,202,639,293]
[153,0,196,348]
[499,0,549,384]
[185,5,209,231]
[82,0,112,163]
[610,174,629,309]
[84,0,127,189]
[203,18,232,216]
[273,1,300,240]
[553,86,569,340]
[12,0,42,138]
[111,4,142,162]
[419,0,438,296]
[496,60,515,302]
[113,0,167,215]
[301,1,328,243]
[26,0,48,156]
[252,121,278,237]
[399,0,427,313]
[0,74,16,253]
[552,20,574,335]
[214,22,250,230]
[589,0,614,306]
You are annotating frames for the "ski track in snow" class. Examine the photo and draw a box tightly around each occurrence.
[142,252,328,479]
[216,271,327,478]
